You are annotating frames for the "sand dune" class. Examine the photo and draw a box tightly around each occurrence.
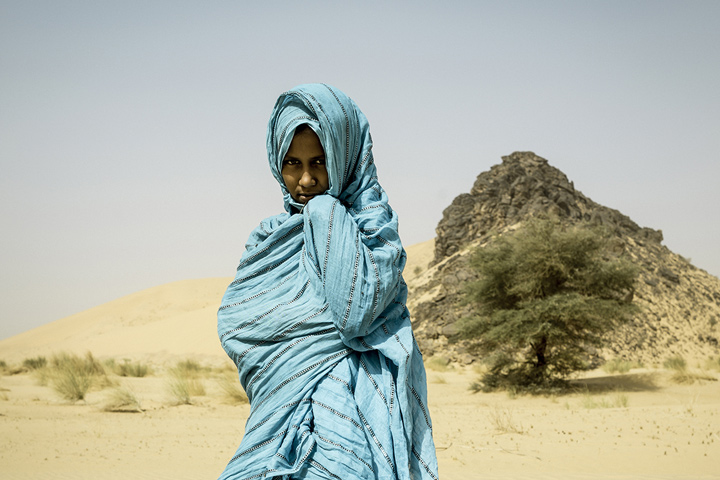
[0,240,436,364]
[0,278,233,365]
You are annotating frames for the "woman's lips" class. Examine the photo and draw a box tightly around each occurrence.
[297,192,320,202]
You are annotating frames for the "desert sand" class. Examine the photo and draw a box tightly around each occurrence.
[1,240,719,479]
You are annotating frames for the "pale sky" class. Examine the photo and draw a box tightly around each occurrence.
[1,1,719,340]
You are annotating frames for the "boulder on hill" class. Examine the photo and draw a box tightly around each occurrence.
[408,152,720,366]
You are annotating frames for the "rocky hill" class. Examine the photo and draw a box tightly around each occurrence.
[408,152,720,366]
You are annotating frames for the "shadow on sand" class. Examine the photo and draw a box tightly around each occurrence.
[569,371,663,393]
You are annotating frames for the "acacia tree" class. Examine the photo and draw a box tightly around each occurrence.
[460,219,639,391]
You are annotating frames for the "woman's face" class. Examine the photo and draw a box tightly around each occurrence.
[281,127,329,204]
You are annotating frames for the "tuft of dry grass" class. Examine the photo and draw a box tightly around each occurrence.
[103,386,143,412]
[47,352,112,401]
[488,405,524,434]
[109,359,152,377]
[425,356,452,372]
[430,375,447,384]
[580,392,629,409]
[663,355,716,384]
[175,359,208,375]
[669,369,716,385]
[703,356,720,372]
[217,371,249,404]
[22,356,47,371]
[166,359,207,405]
[602,358,643,374]
[663,355,687,371]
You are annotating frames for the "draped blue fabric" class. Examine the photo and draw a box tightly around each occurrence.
[218,84,438,480]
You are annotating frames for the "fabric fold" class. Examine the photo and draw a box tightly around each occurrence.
[218,84,438,480]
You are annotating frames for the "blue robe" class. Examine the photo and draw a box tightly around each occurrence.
[218,84,438,480]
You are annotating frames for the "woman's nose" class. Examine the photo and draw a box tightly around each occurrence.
[299,170,316,187]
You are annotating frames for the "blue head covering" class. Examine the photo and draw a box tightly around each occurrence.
[267,83,376,213]
[218,84,438,480]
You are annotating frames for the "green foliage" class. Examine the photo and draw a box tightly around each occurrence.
[460,219,639,392]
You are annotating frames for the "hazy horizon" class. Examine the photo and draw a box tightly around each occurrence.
[2,1,719,340]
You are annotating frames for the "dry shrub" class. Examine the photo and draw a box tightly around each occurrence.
[430,375,447,384]
[103,386,143,412]
[166,359,207,405]
[663,355,687,371]
[34,366,52,386]
[113,359,151,377]
[425,356,451,372]
[176,359,208,375]
[49,352,111,401]
[603,358,643,374]
[704,356,720,372]
[217,371,249,404]
[22,356,47,371]
[669,369,716,385]
[581,392,629,409]
[488,405,524,434]
[663,355,716,384]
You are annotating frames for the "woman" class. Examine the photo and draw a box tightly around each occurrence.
[218,84,438,480]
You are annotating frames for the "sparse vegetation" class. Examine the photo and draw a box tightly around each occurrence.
[103,386,143,412]
[663,355,716,384]
[425,356,452,372]
[48,352,111,401]
[663,355,687,371]
[704,356,720,372]
[22,356,47,371]
[166,359,207,405]
[581,392,629,409]
[176,359,209,376]
[111,359,151,377]
[216,371,249,404]
[603,358,643,374]
[488,405,524,434]
[460,219,639,392]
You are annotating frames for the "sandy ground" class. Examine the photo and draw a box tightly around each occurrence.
[1,363,719,480]
[1,239,719,479]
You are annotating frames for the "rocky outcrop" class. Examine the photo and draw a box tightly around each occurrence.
[409,152,720,365]
[433,152,662,262]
